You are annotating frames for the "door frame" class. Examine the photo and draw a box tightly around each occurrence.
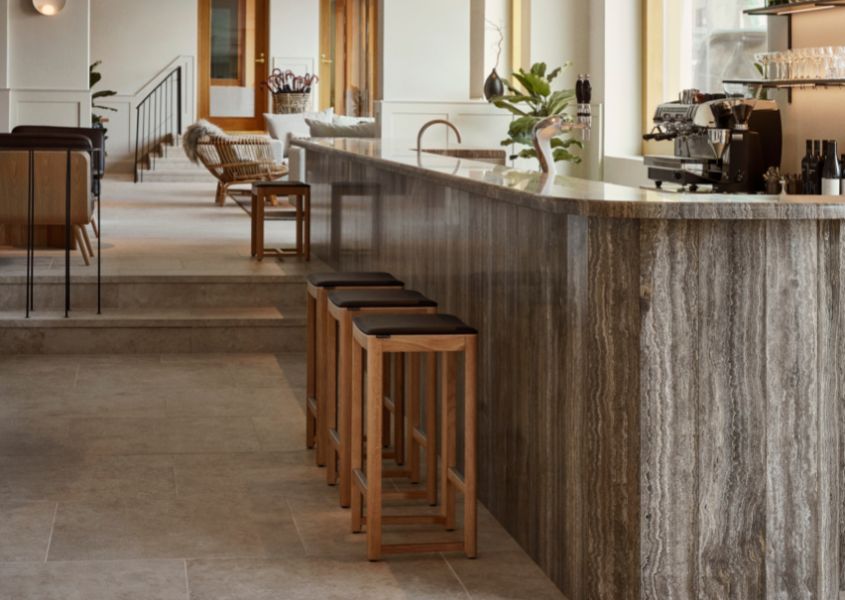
[198,0,270,130]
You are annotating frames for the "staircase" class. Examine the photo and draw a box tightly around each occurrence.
[136,135,212,183]
[0,273,306,354]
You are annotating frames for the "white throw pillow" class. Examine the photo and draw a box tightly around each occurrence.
[333,115,376,127]
[305,118,378,139]
[263,107,333,156]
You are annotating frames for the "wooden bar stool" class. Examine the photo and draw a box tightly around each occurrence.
[350,313,478,561]
[326,289,439,508]
[306,272,404,467]
[251,181,310,261]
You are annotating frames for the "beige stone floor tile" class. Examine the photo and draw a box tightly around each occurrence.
[445,550,567,599]
[0,454,176,503]
[252,414,307,452]
[172,451,320,496]
[0,560,188,600]
[163,387,291,418]
[67,416,262,455]
[0,501,56,561]
[186,556,468,600]
[0,386,168,419]
[48,492,303,561]
[0,418,74,456]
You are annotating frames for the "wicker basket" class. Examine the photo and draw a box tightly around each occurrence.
[272,93,311,114]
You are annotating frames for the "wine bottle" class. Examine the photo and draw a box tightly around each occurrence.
[802,140,815,194]
[815,140,824,195]
[821,140,842,196]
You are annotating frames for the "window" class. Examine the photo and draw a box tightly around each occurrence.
[644,0,767,151]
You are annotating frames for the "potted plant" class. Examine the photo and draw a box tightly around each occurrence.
[493,62,583,167]
[90,61,117,131]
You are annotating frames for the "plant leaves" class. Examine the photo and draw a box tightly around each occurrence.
[92,90,118,100]
[491,61,584,167]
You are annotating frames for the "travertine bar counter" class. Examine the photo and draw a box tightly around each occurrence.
[293,137,845,600]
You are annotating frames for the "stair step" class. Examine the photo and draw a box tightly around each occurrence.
[0,307,305,354]
[139,170,215,183]
[0,275,305,311]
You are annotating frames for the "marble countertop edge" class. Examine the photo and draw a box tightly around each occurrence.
[293,138,845,221]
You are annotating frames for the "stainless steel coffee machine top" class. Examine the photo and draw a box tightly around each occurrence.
[643,89,782,193]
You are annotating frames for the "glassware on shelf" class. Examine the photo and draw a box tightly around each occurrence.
[752,46,845,82]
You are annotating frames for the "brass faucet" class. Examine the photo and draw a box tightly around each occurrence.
[416,119,462,154]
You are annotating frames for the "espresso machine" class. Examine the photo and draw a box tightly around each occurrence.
[643,90,782,193]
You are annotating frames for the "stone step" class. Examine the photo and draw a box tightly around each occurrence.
[0,306,305,354]
[139,169,215,183]
[0,275,306,311]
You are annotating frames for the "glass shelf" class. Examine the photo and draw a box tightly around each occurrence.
[744,1,840,15]
[723,78,845,88]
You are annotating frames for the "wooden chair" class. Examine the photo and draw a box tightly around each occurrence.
[350,313,478,561]
[194,135,288,206]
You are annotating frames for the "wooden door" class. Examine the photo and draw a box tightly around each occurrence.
[198,0,269,130]
[318,0,379,116]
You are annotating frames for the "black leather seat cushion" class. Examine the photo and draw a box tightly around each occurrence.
[307,272,403,288]
[0,133,93,152]
[329,289,436,309]
[253,180,309,188]
[353,314,477,336]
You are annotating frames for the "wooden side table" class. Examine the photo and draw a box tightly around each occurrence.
[251,181,311,261]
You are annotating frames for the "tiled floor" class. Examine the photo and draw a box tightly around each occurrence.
[0,353,566,599]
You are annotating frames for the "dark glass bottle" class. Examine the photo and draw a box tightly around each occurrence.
[821,140,842,196]
[802,140,815,194]
[815,140,824,195]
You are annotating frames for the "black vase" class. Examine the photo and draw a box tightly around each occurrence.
[484,69,504,102]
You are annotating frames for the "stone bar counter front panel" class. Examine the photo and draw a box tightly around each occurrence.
[302,143,843,600]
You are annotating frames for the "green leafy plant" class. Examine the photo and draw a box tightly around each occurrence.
[493,62,582,165]
[90,61,117,128]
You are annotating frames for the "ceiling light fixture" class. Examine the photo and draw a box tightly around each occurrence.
[33,0,67,16]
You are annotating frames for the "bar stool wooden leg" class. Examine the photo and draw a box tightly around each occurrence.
[366,342,384,561]
[338,313,354,507]
[382,354,391,449]
[306,292,316,449]
[408,354,421,484]
[394,355,405,466]
[315,290,329,466]
[464,335,478,558]
[304,192,311,261]
[351,339,364,533]
[250,193,257,257]
[425,351,438,506]
[256,189,265,262]
[325,309,339,485]
[441,352,457,531]
[295,195,303,257]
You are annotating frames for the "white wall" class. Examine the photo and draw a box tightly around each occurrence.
[90,0,197,96]
[528,0,589,92]
[381,0,471,101]
[269,0,320,110]
[1,0,91,130]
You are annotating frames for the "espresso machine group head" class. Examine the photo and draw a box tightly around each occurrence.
[643,90,782,193]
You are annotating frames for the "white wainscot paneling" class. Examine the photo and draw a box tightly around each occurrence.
[378,100,510,155]
[13,91,91,128]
